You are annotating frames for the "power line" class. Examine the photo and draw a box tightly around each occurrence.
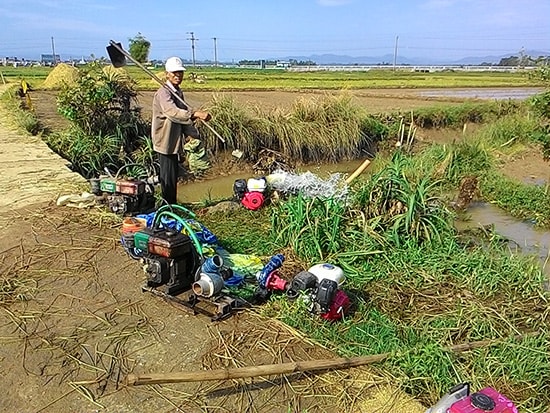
[212,37,218,67]
[186,32,197,67]
[51,36,57,65]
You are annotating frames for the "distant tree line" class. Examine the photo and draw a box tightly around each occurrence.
[482,52,550,67]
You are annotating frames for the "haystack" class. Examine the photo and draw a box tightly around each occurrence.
[41,63,78,89]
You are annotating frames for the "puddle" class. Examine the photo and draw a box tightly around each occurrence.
[455,201,550,275]
[177,158,366,203]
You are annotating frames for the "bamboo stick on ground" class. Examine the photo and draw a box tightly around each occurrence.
[124,332,540,386]
[125,354,390,386]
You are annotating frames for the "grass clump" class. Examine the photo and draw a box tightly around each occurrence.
[204,93,384,164]
[43,62,152,178]
[481,171,550,227]
[43,126,122,178]
[404,100,522,129]
[476,112,546,147]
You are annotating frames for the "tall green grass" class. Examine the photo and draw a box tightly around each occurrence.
[44,126,122,178]
[481,172,550,227]
[406,100,523,129]
[263,148,550,411]
[476,112,546,147]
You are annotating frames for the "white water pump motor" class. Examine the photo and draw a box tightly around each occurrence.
[308,263,345,287]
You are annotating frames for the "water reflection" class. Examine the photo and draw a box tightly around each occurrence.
[455,201,550,274]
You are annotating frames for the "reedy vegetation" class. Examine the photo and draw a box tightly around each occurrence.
[205,90,550,411]
[262,145,549,411]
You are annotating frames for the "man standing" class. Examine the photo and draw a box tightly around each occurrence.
[151,56,210,205]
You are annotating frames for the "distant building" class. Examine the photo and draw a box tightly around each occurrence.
[276,61,290,68]
[41,54,60,65]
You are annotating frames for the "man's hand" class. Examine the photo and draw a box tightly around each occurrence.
[192,111,212,121]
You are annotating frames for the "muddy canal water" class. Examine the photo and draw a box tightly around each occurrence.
[177,159,365,203]
[456,202,550,277]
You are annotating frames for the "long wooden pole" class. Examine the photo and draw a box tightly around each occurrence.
[125,353,390,386]
[124,332,539,386]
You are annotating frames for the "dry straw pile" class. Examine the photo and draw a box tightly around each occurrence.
[41,63,78,89]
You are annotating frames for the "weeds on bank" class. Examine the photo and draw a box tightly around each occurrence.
[408,100,522,128]
[41,63,151,178]
[481,172,550,227]
[258,150,550,411]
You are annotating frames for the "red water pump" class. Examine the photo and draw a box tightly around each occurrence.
[427,383,518,413]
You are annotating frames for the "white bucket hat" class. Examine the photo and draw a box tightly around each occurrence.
[165,56,186,72]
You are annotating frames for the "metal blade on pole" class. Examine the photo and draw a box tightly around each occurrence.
[107,40,226,144]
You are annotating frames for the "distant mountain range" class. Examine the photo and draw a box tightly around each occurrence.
[280,49,550,66]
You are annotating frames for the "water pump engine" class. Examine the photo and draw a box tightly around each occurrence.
[132,227,199,295]
[427,383,518,413]
[91,175,155,215]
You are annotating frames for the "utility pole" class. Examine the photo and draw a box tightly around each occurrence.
[51,36,57,65]
[393,35,399,71]
[212,37,218,67]
[187,32,197,67]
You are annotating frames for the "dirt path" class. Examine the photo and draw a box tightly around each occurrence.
[0,85,425,412]
[0,85,86,224]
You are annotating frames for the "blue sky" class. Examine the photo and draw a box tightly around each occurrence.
[2,0,549,63]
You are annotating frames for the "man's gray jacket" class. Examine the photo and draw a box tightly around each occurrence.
[151,82,199,155]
